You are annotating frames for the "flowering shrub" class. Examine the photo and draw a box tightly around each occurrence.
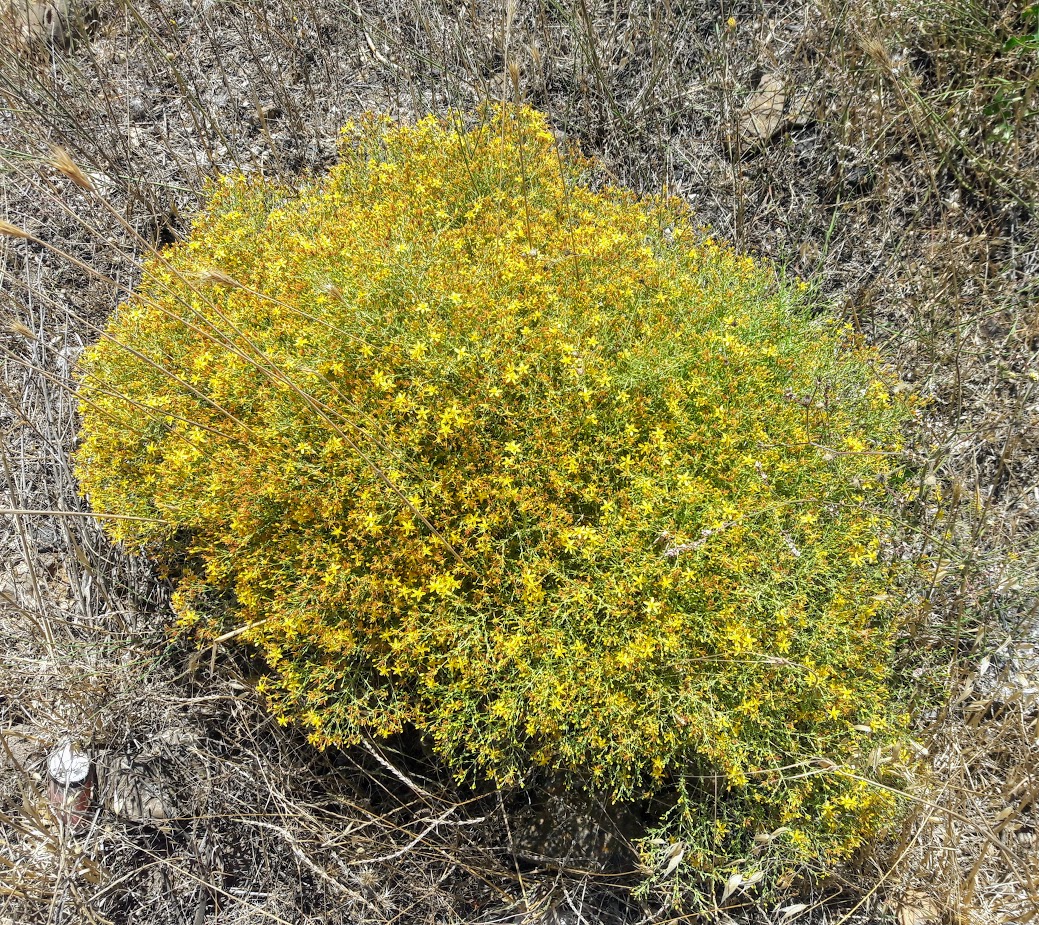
[76,106,912,899]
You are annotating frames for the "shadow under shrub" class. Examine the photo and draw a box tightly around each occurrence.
[75,105,914,903]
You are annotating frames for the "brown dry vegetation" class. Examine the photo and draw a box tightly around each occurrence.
[0,0,1037,923]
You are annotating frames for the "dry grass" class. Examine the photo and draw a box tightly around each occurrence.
[1,0,1037,922]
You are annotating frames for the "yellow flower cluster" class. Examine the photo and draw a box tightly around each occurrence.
[75,105,913,900]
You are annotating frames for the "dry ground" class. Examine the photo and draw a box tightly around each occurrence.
[1,0,1037,922]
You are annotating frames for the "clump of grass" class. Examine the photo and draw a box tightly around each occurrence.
[73,104,915,905]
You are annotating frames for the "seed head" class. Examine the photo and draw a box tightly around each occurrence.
[49,146,95,191]
[8,319,35,339]
[0,219,31,240]
[197,268,240,288]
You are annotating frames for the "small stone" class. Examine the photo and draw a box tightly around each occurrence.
[738,73,788,146]
[5,0,70,50]
[1,727,41,772]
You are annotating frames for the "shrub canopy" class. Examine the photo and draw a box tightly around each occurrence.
[76,106,912,894]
